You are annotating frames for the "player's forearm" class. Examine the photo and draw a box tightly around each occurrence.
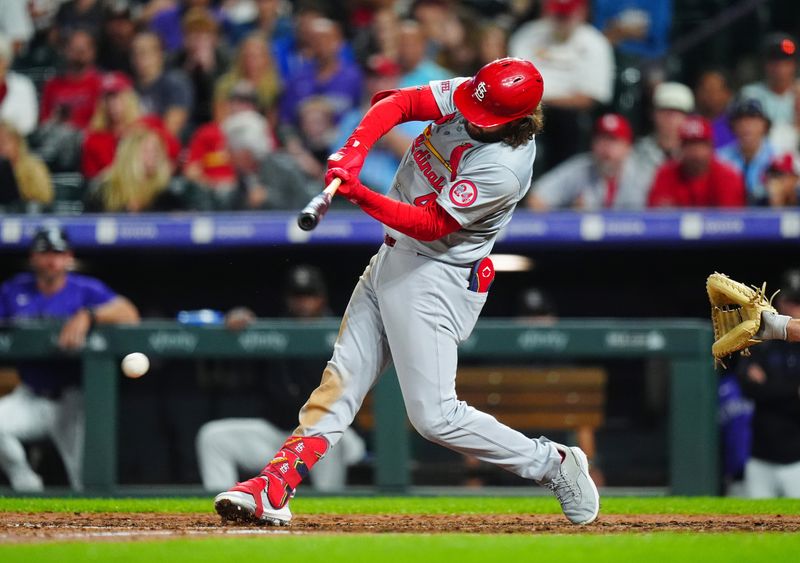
[346,183,460,241]
[93,297,141,324]
[346,87,442,153]
[787,319,800,342]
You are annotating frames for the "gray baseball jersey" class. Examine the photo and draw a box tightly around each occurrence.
[384,78,537,265]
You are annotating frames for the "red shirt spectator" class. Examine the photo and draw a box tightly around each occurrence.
[648,116,746,207]
[81,73,180,179]
[184,123,236,188]
[81,129,117,178]
[41,70,103,129]
[81,119,180,178]
[40,30,103,129]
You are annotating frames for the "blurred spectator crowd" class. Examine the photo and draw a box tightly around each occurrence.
[0,0,798,214]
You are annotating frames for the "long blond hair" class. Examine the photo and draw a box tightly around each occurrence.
[234,32,274,79]
[88,89,142,133]
[213,32,281,121]
[100,127,171,211]
[0,121,53,204]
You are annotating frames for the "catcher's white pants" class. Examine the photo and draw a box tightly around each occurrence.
[744,458,800,498]
[196,418,365,492]
[296,243,562,482]
[0,384,84,491]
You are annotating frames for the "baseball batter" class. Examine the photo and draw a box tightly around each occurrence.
[215,57,600,525]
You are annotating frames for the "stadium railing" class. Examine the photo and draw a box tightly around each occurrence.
[0,209,797,249]
[0,319,716,495]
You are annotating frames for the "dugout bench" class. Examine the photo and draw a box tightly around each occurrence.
[0,319,716,495]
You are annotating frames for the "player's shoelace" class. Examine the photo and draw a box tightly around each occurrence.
[545,470,580,505]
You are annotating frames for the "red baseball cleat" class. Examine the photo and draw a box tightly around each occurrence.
[214,472,292,526]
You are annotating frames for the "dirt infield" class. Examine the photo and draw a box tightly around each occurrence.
[1,512,799,543]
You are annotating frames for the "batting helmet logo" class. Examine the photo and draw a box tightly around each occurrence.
[473,81,488,102]
[449,180,478,207]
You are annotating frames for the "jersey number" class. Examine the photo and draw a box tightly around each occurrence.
[413,194,437,207]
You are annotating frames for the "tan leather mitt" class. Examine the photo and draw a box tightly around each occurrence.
[707,272,778,363]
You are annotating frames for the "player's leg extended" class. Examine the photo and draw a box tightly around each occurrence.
[377,249,598,524]
[0,385,57,491]
[215,250,392,524]
[377,251,559,478]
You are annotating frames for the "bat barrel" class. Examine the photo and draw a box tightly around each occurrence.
[297,192,332,231]
[297,210,319,231]
[296,178,341,231]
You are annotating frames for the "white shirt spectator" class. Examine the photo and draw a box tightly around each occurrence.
[0,0,34,45]
[631,135,666,189]
[741,82,795,127]
[1,71,38,135]
[629,82,694,193]
[509,18,614,104]
[531,153,650,210]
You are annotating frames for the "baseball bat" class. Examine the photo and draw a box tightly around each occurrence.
[297,178,342,231]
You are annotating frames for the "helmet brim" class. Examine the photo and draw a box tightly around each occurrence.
[453,78,527,128]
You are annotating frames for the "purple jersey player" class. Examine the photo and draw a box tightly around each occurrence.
[0,227,140,491]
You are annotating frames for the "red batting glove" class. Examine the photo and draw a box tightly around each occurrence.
[327,167,366,202]
[325,139,367,186]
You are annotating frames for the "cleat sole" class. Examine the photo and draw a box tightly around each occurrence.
[215,498,290,527]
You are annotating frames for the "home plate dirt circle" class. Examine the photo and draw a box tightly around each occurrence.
[1,513,799,543]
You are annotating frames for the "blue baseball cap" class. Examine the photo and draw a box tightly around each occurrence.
[730,98,769,121]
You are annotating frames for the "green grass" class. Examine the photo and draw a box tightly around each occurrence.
[2,533,800,563]
[1,496,799,515]
[1,497,798,562]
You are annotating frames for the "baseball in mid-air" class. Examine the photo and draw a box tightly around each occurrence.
[121,352,150,378]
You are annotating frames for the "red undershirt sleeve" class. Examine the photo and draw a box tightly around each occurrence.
[335,86,455,241]
[345,86,443,152]
[346,183,461,241]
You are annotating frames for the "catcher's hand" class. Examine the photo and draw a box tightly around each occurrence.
[706,272,778,364]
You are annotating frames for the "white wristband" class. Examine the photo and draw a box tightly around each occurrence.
[758,311,791,341]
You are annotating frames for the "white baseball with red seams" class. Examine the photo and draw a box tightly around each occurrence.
[295,78,564,485]
[121,352,149,378]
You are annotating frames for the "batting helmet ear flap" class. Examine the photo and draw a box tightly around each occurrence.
[370,89,400,106]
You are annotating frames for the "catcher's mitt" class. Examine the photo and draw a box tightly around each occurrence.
[707,272,778,364]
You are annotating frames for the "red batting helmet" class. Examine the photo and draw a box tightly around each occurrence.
[453,57,544,128]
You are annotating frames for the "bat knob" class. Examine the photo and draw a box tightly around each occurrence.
[297,213,318,231]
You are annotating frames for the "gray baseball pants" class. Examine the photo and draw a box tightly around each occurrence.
[295,242,561,482]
